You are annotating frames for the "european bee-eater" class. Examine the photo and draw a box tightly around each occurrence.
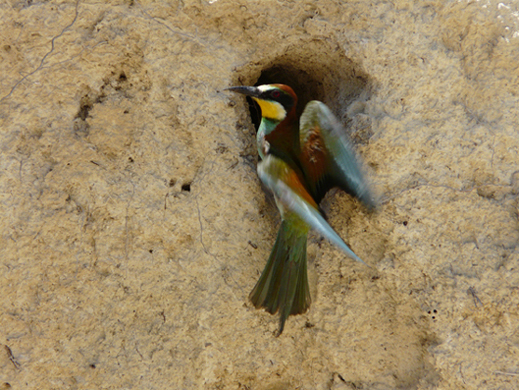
[227,84,375,335]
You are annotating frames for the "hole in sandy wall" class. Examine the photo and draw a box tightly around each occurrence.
[232,39,372,133]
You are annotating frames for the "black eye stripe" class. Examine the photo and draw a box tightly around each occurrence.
[259,89,295,112]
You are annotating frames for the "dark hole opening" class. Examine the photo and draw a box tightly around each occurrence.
[77,99,93,121]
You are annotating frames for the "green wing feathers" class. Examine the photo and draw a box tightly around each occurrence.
[299,101,375,208]
[254,155,368,334]
[258,155,368,266]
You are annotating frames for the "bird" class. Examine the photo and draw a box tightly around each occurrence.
[226,84,375,335]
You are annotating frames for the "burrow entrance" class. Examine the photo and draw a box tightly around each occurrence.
[232,39,373,133]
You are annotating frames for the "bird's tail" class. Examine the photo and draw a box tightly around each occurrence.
[249,220,311,335]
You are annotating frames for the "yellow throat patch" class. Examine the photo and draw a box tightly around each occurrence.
[253,98,286,121]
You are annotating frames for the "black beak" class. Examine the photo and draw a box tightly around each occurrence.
[224,86,262,98]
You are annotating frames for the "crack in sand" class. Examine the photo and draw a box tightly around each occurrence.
[0,0,80,104]
[193,157,245,297]
[138,5,209,49]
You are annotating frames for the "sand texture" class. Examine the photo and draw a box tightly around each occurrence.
[1,1,519,389]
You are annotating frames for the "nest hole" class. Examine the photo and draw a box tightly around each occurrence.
[235,39,372,132]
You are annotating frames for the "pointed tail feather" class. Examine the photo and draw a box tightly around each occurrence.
[249,220,311,335]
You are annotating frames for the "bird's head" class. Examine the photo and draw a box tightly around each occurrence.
[226,84,297,123]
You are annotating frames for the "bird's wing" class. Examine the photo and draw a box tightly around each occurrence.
[257,154,367,266]
[299,101,375,208]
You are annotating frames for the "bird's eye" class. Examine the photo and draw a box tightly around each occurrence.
[271,90,281,99]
